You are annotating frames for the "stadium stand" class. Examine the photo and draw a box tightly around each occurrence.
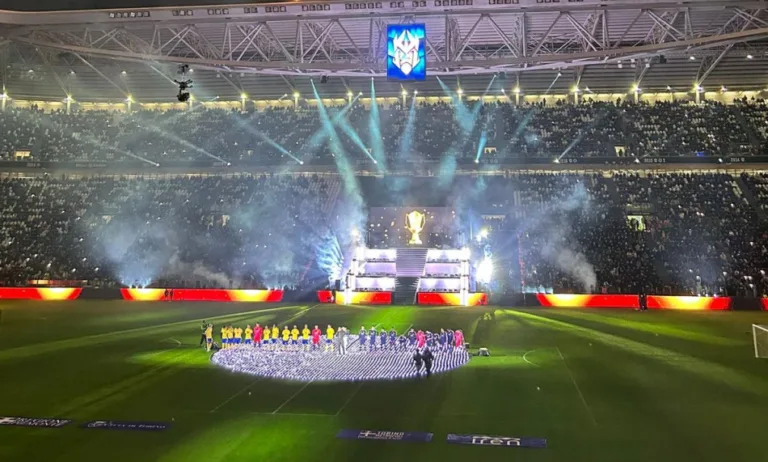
[0,174,340,289]
[0,169,766,297]
[0,100,764,164]
[1,100,768,296]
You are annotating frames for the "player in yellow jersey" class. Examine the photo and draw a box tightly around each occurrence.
[205,324,213,352]
[234,326,243,346]
[244,325,253,346]
[290,325,300,348]
[301,324,311,351]
[326,324,335,351]
[262,324,271,349]
[220,325,228,349]
[271,325,279,347]
[227,326,235,349]
[281,326,291,349]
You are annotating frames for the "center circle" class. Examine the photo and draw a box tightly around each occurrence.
[211,345,471,382]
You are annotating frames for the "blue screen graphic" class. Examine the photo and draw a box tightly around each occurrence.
[387,24,427,81]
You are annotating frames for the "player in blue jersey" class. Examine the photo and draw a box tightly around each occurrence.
[408,329,417,348]
[426,331,436,349]
[388,328,397,349]
[439,329,447,352]
[369,327,377,350]
[398,334,407,351]
[447,329,454,351]
[379,329,387,349]
[358,326,367,350]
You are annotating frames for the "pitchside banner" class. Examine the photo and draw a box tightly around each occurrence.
[337,429,433,442]
[447,434,547,448]
[0,416,72,428]
[81,420,170,431]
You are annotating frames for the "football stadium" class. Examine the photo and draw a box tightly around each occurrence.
[2,0,768,460]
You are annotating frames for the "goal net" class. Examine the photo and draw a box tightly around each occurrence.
[752,325,768,358]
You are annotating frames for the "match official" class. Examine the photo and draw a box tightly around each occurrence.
[413,349,423,377]
[199,320,208,347]
[422,347,434,378]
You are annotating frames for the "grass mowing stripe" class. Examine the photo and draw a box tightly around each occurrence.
[49,344,188,418]
[557,345,597,427]
[0,305,303,361]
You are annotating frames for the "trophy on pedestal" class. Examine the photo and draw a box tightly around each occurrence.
[406,210,425,245]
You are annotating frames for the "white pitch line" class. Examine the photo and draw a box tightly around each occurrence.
[271,381,312,415]
[556,346,597,426]
[209,377,265,413]
[522,349,540,367]
[166,338,182,346]
[335,382,364,417]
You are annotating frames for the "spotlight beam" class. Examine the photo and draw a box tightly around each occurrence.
[368,79,387,170]
[231,114,303,164]
[557,111,608,161]
[145,124,229,164]
[311,80,363,208]
[397,95,417,160]
[336,112,378,164]
[15,107,159,166]
[475,130,488,163]
[300,96,359,157]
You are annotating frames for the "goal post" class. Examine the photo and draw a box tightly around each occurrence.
[752,325,768,358]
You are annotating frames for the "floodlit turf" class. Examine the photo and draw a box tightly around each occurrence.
[0,302,767,462]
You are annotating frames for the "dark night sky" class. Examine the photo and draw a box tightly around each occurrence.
[0,0,266,11]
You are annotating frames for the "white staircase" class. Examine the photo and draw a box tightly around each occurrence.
[394,248,428,305]
[396,248,428,277]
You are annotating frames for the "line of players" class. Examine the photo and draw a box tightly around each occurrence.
[357,327,465,352]
[205,322,465,353]
[217,324,336,351]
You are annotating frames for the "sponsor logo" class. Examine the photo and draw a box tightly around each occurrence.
[0,416,72,428]
[447,434,547,448]
[81,420,170,431]
[337,429,432,442]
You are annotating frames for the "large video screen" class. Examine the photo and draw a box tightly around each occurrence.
[387,24,427,81]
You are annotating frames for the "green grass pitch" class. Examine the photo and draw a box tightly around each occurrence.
[0,302,767,462]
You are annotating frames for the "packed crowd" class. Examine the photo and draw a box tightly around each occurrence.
[0,174,340,288]
[2,170,767,296]
[0,99,761,165]
[469,172,768,296]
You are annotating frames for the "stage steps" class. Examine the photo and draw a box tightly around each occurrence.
[394,277,420,305]
[393,248,427,305]
[395,248,428,277]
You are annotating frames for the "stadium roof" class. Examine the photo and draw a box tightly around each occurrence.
[2,0,768,101]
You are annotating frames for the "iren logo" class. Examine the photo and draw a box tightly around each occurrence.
[447,433,547,448]
[471,436,522,446]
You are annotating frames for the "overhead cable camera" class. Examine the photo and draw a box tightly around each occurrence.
[174,64,193,102]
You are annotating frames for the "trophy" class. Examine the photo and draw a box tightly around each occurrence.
[405,210,425,245]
